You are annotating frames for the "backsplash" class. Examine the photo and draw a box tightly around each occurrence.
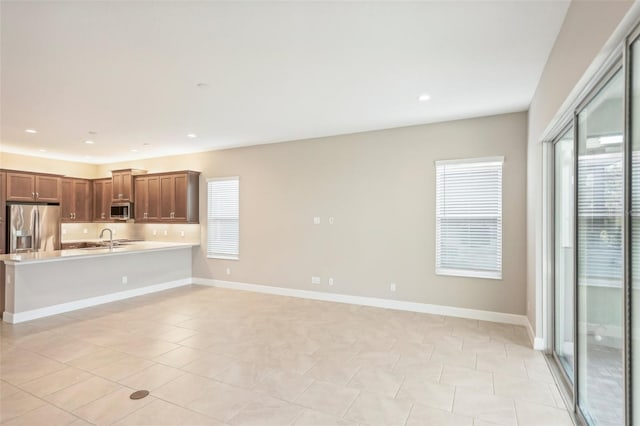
[61,223,201,244]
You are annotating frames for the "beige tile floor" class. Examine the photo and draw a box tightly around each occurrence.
[0,285,574,425]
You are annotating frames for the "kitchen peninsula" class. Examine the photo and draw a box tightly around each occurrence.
[1,241,198,323]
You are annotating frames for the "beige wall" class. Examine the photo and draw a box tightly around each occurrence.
[102,112,528,315]
[526,0,634,333]
[0,151,100,178]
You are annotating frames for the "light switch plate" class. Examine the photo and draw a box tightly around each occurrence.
[311,276,321,284]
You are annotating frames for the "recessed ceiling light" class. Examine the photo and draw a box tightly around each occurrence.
[187,133,197,138]
[25,129,37,134]
[39,149,47,152]
[196,83,208,88]
[130,149,138,153]
[418,94,431,102]
[143,143,151,147]
[84,140,94,144]
[88,131,97,135]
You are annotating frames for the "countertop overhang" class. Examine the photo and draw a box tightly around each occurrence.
[0,241,199,265]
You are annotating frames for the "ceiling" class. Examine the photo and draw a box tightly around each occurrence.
[0,1,570,164]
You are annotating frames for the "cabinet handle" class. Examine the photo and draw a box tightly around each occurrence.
[36,192,39,199]
[101,213,105,219]
[32,192,35,199]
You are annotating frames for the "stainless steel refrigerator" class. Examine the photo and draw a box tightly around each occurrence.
[7,203,61,253]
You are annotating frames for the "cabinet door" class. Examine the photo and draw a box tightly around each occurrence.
[6,172,35,201]
[74,180,92,221]
[172,174,188,221]
[159,175,174,219]
[112,172,123,201]
[134,177,148,221]
[61,179,74,221]
[103,180,112,220]
[0,172,6,254]
[93,180,104,221]
[112,171,132,201]
[147,176,161,220]
[93,179,112,221]
[35,175,60,202]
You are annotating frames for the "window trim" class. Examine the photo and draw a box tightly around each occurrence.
[207,176,240,260]
[435,156,504,280]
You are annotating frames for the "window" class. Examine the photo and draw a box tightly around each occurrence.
[435,157,503,279]
[207,177,239,259]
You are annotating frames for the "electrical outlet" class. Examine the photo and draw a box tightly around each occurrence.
[83,228,88,234]
[390,282,396,292]
[62,229,67,235]
[311,276,321,284]
[329,216,334,225]
[153,229,157,236]
[329,277,334,286]
[180,231,185,237]
[122,276,128,284]
[226,267,231,275]
[163,230,168,236]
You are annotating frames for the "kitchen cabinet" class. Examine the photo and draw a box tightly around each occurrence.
[134,171,199,223]
[134,175,160,221]
[6,171,61,202]
[159,171,199,222]
[0,171,6,254]
[93,178,113,221]
[112,169,146,202]
[61,178,92,222]
[111,170,132,202]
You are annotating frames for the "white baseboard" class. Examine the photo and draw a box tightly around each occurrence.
[193,277,530,328]
[525,318,545,350]
[3,278,192,324]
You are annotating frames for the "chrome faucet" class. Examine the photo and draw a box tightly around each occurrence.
[99,228,113,249]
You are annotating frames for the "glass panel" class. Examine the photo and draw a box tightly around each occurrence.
[554,128,575,381]
[577,69,624,425]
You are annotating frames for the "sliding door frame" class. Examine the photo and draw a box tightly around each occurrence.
[548,122,576,407]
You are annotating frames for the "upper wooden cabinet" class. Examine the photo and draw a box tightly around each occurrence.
[134,175,160,221]
[61,178,92,222]
[6,171,61,202]
[135,171,199,223]
[112,169,146,202]
[93,178,113,222]
[111,170,132,202]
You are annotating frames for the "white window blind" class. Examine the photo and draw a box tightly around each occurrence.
[207,177,239,259]
[435,157,503,279]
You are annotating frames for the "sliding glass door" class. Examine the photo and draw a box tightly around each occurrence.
[554,128,575,382]
[576,68,624,426]
[632,36,640,425]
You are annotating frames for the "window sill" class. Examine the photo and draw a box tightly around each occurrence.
[207,255,239,260]
[436,268,502,280]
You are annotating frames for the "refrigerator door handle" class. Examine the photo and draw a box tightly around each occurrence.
[34,207,40,251]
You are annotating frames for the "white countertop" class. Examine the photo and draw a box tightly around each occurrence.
[0,241,199,265]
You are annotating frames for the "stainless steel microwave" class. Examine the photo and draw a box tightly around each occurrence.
[110,202,132,220]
